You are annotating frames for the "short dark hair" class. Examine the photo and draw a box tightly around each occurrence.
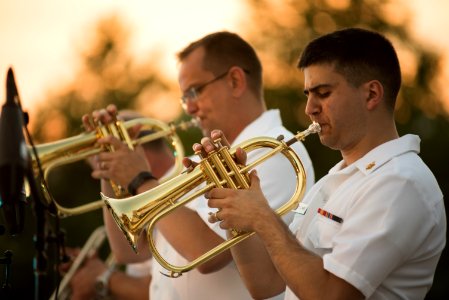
[298,28,401,110]
[178,31,263,99]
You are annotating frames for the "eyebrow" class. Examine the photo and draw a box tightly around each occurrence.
[303,83,333,96]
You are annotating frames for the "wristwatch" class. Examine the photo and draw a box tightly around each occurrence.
[127,171,157,195]
[95,264,116,299]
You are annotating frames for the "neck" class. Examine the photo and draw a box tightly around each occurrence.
[226,101,265,144]
[341,118,398,166]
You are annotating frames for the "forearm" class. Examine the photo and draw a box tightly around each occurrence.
[102,180,151,263]
[230,234,286,299]
[257,213,363,300]
[156,206,232,273]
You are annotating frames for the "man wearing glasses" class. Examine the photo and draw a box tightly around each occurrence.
[85,31,314,300]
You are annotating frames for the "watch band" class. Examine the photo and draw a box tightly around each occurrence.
[95,264,116,299]
[127,171,157,195]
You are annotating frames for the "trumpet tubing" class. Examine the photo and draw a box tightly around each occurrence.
[104,122,321,277]
[30,117,197,217]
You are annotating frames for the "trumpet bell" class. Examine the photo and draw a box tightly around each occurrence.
[104,122,320,277]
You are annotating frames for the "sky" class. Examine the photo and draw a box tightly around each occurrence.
[1,0,449,114]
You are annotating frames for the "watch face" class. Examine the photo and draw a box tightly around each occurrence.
[95,280,108,297]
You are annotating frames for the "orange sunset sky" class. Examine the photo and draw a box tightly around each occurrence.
[1,0,449,116]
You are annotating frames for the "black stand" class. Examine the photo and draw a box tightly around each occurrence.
[0,250,12,298]
[27,167,49,300]
[1,67,67,299]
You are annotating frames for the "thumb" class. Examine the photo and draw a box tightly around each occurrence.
[128,123,143,139]
[249,170,261,190]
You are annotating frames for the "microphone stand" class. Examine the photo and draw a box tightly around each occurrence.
[26,167,49,300]
[22,109,52,300]
[0,249,12,299]
[1,67,53,300]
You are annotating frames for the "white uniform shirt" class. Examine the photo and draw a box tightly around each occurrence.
[285,135,446,300]
[126,259,152,277]
[150,109,315,300]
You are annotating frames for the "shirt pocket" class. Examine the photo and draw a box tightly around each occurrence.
[307,214,342,250]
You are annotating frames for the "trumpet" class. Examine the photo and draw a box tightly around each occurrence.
[29,117,198,217]
[103,122,321,277]
[49,226,112,300]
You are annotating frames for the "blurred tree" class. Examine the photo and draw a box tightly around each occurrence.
[0,13,201,299]
[31,14,177,142]
[241,0,449,299]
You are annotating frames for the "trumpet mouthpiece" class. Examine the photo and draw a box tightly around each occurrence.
[308,122,321,134]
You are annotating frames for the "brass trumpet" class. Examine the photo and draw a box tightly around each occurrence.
[30,117,198,217]
[103,122,320,277]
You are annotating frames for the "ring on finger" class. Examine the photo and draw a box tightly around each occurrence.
[214,211,222,222]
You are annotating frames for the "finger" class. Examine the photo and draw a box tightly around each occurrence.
[93,108,115,125]
[182,157,198,170]
[128,124,143,139]
[98,161,108,171]
[208,212,217,223]
[211,129,230,148]
[82,114,95,132]
[207,195,228,210]
[207,211,222,223]
[97,136,127,150]
[205,187,227,200]
[91,169,108,180]
[249,170,261,190]
[92,109,101,123]
[200,137,216,153]
[193,143,208,158]
[106,104,118,116]
[235,147,247,165]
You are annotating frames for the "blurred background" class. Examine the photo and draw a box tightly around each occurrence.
[0,0,448,299]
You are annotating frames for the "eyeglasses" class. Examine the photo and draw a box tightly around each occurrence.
[180,70,230,107]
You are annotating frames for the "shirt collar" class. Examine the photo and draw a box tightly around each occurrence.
[329,134,421,175]
[231,109,282,146]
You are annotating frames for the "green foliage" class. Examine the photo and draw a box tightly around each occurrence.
[244,0,449,298]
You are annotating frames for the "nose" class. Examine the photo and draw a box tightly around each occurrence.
[305,96,320,118]
[184,99,199,116]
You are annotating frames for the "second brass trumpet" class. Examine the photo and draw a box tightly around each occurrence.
[30,117,198,217]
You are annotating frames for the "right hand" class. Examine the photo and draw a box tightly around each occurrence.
[81,104,151,189]
[182,129,247,170]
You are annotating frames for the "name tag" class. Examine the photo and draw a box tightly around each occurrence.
[293,202,309,215]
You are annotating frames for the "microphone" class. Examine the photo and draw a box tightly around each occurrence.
[0,67,29,235]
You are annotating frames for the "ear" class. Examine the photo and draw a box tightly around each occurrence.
[364,80,384,111]
[227,66,247,97]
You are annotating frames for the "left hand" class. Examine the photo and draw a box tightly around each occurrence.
[92,136,151,188]
[70,254,108,300]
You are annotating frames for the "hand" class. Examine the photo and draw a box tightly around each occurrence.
[82,104,143,171]
[70,254,108,300]
[81,104,118,132]
[182,129,247,170]
[58,247,81,275]
[92,136,152,188]
[207,171,273,232]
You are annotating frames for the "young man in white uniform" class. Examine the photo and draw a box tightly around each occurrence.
[83,32,314,299]
[203,28,446,300]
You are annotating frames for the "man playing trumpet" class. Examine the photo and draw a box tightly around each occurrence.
[82,31,315,299]
[198,28,446,300]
